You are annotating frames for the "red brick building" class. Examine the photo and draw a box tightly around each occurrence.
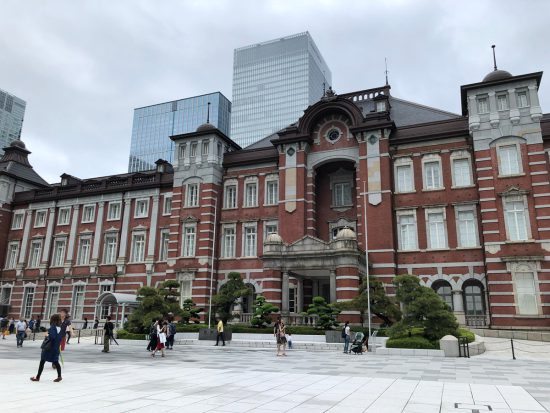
[1,67,549,329]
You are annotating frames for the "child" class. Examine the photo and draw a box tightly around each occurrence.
[287,332,293,349]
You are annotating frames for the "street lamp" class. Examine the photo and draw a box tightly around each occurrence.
[362,181,372,339]
[207,197,218,329]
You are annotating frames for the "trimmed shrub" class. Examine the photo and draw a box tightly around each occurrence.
[386,336,436,349]
[457,328,475,343]
[174,323,328,335]
[116,329,148,340]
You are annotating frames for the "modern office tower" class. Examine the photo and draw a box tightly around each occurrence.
[128,92,231,172]
[0,88,26,153]
[231,31,332,148]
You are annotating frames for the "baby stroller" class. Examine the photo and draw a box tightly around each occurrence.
[349,332,367,355]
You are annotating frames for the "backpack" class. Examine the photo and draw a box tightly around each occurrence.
[341,326,346,338]
[150,324,157,336]
[169,323,176,335]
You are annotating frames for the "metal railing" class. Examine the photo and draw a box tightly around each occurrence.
[458,336,470,358]
[238,313,319,326]
[465,315,488,327]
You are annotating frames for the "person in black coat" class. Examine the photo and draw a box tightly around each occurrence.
[30,314,63,382]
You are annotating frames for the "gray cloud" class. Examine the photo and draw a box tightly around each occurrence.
[1,0,549,183]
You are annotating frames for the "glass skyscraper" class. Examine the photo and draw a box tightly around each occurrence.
[128,92,231,172]
[231,32,332,148]
[0,88,26,153]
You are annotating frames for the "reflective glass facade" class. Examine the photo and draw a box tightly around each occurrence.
[231,32,332,148]
[0,88,26,154]
[128,92,231,172]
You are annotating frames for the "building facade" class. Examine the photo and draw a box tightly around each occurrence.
[0,88,26,155]
[128,92,231,172]
[231,32,332,148]
[1,66,549,330]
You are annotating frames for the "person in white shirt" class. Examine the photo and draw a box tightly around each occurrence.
[16,319,27,348]
[343,321,351,354]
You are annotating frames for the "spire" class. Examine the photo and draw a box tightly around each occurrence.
[206,101,211,124]
[492,45,497,71]
[384,57,389,86]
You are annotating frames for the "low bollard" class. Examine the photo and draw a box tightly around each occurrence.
[511,338,516,360]
[77,329,81,344]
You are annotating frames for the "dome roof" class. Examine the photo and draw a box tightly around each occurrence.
[336,227,356,239]
[196,123,216,132]
[10,139,26,149]
[265,233,283,244]
[482,69,513,82]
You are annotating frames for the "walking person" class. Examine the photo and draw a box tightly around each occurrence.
[59,310,71,351]
[28,317,35,333]
[343,321,351,354]
[287,332,293,349]
[166,320,176,350]
[151,320,167,357]
[16,318,27,348]
[274,317,287,356]
[146,319,158,352]
[215,318,225,346]
[82,317,88,330]
[102,316,114,353]
[30,314,63,382]
[8,317,15,335]
[1,316,8,339]
[35,316,41,333]
[93,318,99,329]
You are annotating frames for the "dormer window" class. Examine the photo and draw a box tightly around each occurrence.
[61,178,68,186]
[375,101,386,112]
[477,96,489,114]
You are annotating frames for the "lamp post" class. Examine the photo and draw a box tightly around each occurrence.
[362,181,372,339]
[207,197,218,329]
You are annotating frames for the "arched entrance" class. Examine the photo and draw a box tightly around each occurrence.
[95,292,139,328]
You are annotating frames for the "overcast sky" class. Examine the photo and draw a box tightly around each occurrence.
[2,0,549,183]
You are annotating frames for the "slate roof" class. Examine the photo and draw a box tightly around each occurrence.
[0,160,50,187]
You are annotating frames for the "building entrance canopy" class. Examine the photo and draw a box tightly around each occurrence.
[95,292,139,329]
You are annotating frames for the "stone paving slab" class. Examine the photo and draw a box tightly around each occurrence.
[1,335,549,412]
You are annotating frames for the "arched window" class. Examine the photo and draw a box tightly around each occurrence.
[463,280,485,315]
[432,280,453,310]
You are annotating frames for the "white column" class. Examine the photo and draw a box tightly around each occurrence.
[41,207,56,264]
[329,270,337,303]
[281,271,289,314]
[146,195,160,259]
[17,209,33,265]
[452,289,466,325]
[117,199,132,261]
[91,202,105,261]
[296,278,303,313]
[65,205,80,265]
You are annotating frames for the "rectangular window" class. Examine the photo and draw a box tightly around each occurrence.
[52,239,66,267]
[202,140,209,156]
[179,145,186,160]
[28,241,42,268]
[180,280,192,305]
[427,211,447,249]
[498,144,521,176]
[45,286,60,317]
[396,165,413,192]
[289,287,296,313]
[224,185,237,208]
[57,208,71,225]
[217,143,222,157]
[517,91,528,108]
[452,159,472,187]
[515,272,538,315]
[243,225,257,257]
[222,226,236,258]
[5,242,19,269]
[34,210,47,228]
[12,212,24,229]
[100,284,112,318]
[333,182,352,206]
[265,222,278,236]
[71,285,85,320]
[457,210,477,247]
[82,205,95,223]
[497,94,508,111]
[398,214,417,250]
[107,202,121,220]
[183,226,196,257]
[266,180,278,205]
[22,287,35,319]
[131,233,146,262]
[77,237,91,265]
[190,142,197,158]
[375,101,386,112]
[134,199,149,218]
[103,234,118,264]
[0,287,11,305]
[424,161,442,190]
[163,196,172,215]
[186,184,199,207]
[477,97,489,114]
[245,182,258,207]
[504,198,528,241]
[159,230,170,261]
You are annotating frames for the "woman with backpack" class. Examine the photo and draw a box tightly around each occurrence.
[30,313,63,382]
[146,318,158,352]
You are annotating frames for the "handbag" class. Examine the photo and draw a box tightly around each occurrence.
[41,336,52,351]
[158,332,167,344]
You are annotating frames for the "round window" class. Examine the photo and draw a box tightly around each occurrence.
[327,128,340,142]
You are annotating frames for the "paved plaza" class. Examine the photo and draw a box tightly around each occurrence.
[1,336,549,413]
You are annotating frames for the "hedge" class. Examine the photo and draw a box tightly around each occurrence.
[175,324,328,335]
[116,329,148,340]
[385,336,436,349]
[458,328,475,343]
